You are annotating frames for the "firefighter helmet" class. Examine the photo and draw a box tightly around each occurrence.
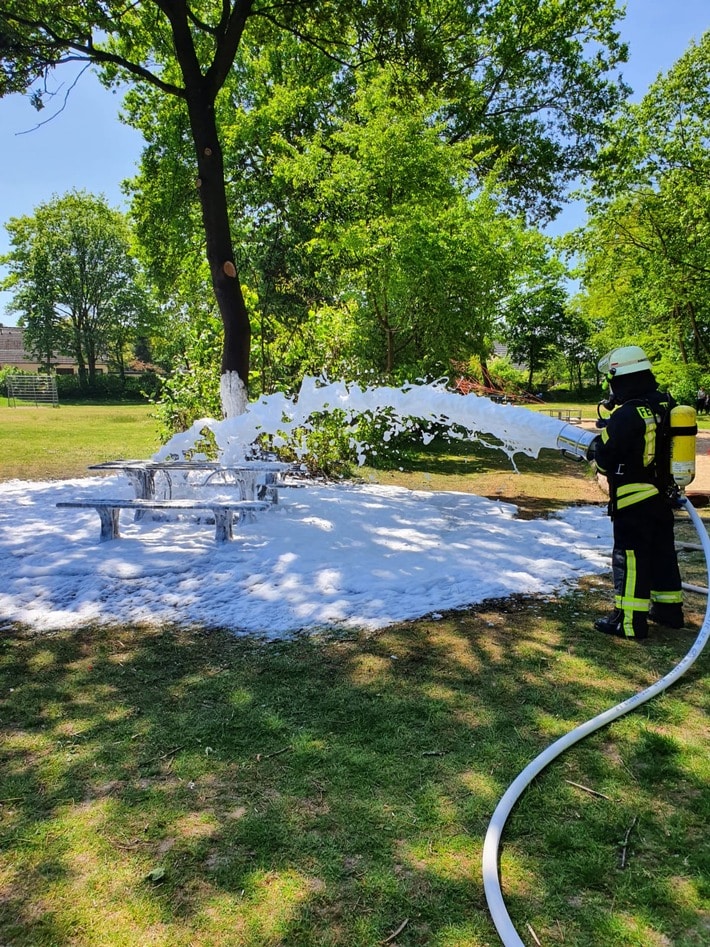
[598,345,653,378]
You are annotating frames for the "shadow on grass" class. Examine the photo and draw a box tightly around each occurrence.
[0,591,708,947]
[361,437,607,519]
[367,435,578,477]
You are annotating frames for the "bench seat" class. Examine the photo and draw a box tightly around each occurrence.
[56,497,270,542]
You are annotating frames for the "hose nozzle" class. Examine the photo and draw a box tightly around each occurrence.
[556,423,598,462]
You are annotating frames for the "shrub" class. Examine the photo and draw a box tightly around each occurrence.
[0,367,31,398]
[151,367,222,443]
[273,411,355,478]
[269,409,428,478]
[54,372,158,402]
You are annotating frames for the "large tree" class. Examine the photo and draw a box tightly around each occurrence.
[572,30,710,388]
[1,190,150,387]
[501,279,569,391]
[289,69,526,380]
[0,0,628,412]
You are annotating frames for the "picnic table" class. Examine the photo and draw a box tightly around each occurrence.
[88,458,291,503]
[56,496,271,542]
[57,458,293,542]
[538,408,582,423]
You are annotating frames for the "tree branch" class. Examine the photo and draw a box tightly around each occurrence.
[205,0,255,98]
[251,4,361,70]
[1,8,186,98]
[15,62,92,134]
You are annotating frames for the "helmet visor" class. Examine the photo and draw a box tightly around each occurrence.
[598,346,652,378]
[597,352,613,376]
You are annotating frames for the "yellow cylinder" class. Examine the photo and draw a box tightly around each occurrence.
[670,404,697,488]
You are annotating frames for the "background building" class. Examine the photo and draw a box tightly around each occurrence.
[0,324,110,374]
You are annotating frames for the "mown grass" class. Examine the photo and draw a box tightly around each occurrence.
[1,402,708,946]
[2,598,708,946]
[0,403,161,480]
[359,437,606,516]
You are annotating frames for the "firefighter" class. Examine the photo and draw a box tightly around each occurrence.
[586,345,684,640]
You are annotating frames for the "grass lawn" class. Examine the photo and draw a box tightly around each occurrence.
[1,403,708,946]
[0,402,161,480]
[358,436,607,515]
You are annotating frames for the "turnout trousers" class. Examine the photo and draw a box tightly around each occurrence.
[611,496,683,637]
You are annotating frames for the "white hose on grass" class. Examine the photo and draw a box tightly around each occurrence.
[482,496,710,947]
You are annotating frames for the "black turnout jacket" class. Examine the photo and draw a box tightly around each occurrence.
[588,388,674,515]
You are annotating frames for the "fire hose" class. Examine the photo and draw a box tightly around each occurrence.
[482,426,710,946]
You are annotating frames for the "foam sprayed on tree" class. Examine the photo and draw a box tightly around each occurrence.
[220,371,248,419]
[156,376,571,466]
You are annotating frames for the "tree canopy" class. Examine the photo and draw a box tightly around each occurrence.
[1,190,152,386]
[571,30,710,398]
[1,0,628,413]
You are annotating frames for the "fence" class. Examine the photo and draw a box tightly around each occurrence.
[6,374,59,407]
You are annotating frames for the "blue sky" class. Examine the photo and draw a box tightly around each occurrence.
[1,1,708,325]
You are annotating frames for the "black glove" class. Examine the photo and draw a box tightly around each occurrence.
[586,435,601,463]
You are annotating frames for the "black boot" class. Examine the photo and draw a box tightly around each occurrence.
[649,603,684,629]
[594,610,648,640]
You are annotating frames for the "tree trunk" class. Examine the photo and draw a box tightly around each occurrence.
[85,314,98,385]
[687,301,710,361]
[72,318,88,389]
[526,346,535,391]
[673,305,689,363]
[161,0,256,414]
[185,90,251,393]
[385,326,395,375]
[481,359,494,390]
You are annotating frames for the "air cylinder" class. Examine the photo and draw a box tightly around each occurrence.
[670,404,697,489]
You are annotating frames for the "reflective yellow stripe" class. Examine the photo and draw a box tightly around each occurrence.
[616,482,659,497]
[616,482,659,509]
[616,596,650,611]
[651,590,683,604]
[636,405,657,467]
[622,551,638,637]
